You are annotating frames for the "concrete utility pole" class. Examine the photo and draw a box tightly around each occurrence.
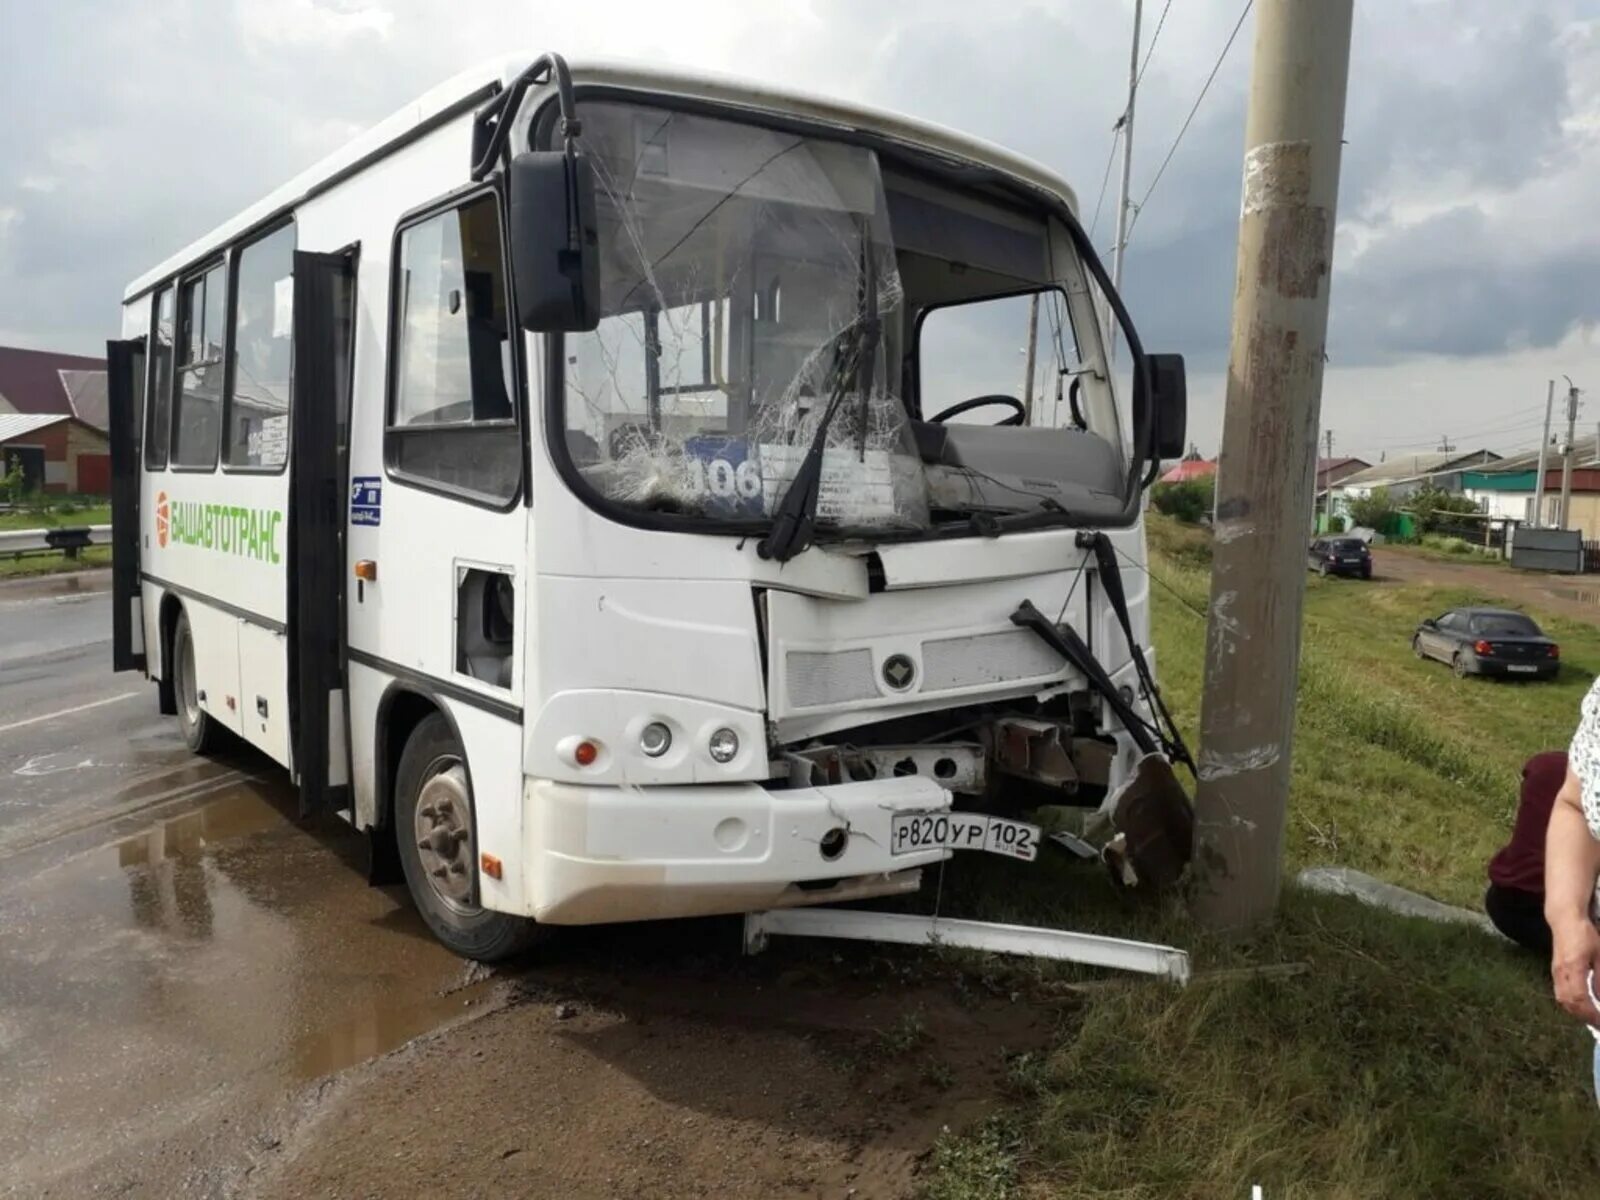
[1109,0,1143,363]
[1191,0,1354,932]
[1321,428,1334,529]
[1560,377,1579,529]
[1533,379,1553,527]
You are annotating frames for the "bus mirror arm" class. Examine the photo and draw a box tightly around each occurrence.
[470,52,599,334]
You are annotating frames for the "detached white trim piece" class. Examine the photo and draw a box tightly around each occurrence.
[743,908,1191,985]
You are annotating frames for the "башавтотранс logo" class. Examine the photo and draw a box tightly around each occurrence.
[158,495,283,564]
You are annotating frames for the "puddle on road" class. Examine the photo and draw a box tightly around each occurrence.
[0,782,483,1189]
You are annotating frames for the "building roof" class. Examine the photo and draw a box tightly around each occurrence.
[1479,434,1600,474]
[60,370,109,432]
[1317,456,1368,474]
[1335,450,1500,489]
[0,412,70,443]
[0,345,109,431]
[1159,458,1217,484]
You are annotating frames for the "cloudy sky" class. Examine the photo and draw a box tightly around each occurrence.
[3,0,1599,463]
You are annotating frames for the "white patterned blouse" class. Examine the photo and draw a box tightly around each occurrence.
[1570,678,1600,840]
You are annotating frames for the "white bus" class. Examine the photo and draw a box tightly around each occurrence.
[109,54,1192,962]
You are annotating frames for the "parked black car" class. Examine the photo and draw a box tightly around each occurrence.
[1309,536,1372,579]
[1412,607,1559,680]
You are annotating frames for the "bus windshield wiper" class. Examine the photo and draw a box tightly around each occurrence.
[758,233,879,564]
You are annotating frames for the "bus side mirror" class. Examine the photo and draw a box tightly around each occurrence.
[1147,353,1187,460]
[509,150,600,333]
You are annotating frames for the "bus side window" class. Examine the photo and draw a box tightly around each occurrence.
[386,192,520,505]
[172,262,227,469]
[145,286,175,470]
[225,222,295,470]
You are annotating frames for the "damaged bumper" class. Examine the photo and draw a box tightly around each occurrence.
[523,774,951,924]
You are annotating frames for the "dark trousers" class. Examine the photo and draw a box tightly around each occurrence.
[1485,884,1551,954]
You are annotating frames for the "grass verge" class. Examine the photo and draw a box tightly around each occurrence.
[918,513,1600,1198]
[0,546,112,579]
[0,501,112,532]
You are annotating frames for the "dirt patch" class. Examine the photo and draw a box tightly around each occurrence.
[244,954,1054,1200]
[1372,549,1600,624]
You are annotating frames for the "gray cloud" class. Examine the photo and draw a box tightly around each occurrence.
[3,0,1599,401]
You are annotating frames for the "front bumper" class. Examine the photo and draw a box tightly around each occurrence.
[523,774,952,924]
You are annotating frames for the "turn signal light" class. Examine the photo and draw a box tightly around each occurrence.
[574,740,599,767]
[354,559,378,582]
[1473,640,1493,656]
[480,853,503,880]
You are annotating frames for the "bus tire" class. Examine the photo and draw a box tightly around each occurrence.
[172,608,224,754]
[395,712,539,962]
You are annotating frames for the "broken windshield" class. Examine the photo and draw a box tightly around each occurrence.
[555,99,1128,537]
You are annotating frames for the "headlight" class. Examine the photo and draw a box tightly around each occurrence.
[639,722,672,758]
[708,727,740,763]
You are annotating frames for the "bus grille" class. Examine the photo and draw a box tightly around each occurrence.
[921,630,1065,691]
[784,631,1067,709]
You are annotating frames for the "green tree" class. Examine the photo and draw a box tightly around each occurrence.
[0,454,27,506]
[1407,481,1480,532]
[1346,486,1397,532]
[1150,479,1211,524]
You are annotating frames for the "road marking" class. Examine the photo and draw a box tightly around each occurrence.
[0,690,142,736]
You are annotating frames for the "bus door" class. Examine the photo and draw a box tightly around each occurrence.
[288,248,358,815]
[107,336,146,672]
[344,189,527,803]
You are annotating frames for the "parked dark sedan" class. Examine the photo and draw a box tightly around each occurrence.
[1412,607,1559,680]
[1309,536,1372,579]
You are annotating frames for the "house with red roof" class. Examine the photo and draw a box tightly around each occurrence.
[0,346,112,495]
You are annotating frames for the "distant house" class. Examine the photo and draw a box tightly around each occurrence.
[1316,456,1369,492]
[1463,435,1600,537]
[0,346,113,495]
[1158,451,1217,485]
[1329,449,1501,511]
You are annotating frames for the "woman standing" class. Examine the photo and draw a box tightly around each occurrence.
[1546,685,1600,1092]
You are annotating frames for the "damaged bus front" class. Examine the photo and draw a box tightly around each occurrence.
[505,57,1193,939]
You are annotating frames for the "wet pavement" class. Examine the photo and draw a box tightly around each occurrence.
[0,573,479,1196]
[0,571,1042,1199]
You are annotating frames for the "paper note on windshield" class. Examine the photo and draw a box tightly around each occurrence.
[273,276,294,339]
[757,444,898,523]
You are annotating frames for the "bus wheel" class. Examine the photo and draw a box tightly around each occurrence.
[172,609,223,754]
[395,713,538,962]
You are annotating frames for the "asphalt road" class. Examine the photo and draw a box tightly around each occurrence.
[0,570,1029,1199]
[0,571,476,1196]
[0,573,185,854]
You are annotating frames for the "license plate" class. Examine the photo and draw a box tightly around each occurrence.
[889,812,1040,861]
[1508,664,1538,674]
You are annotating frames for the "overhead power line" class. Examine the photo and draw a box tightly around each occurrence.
[1135,0,1176,89]
[1124,0,1254,246]
[1087,126,1122,241]
[1368,405,1550,449]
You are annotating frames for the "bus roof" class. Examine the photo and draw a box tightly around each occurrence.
[123,55,1080,303]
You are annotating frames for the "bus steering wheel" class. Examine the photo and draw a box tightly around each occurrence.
[929,395,1027,426]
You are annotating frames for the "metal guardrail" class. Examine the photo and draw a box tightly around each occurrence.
[0,524,111,558]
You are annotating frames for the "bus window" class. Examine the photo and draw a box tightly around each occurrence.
[145,286,174,470]
[387,193,519,504]
[226,223,295,470]
[172,262,226,469]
